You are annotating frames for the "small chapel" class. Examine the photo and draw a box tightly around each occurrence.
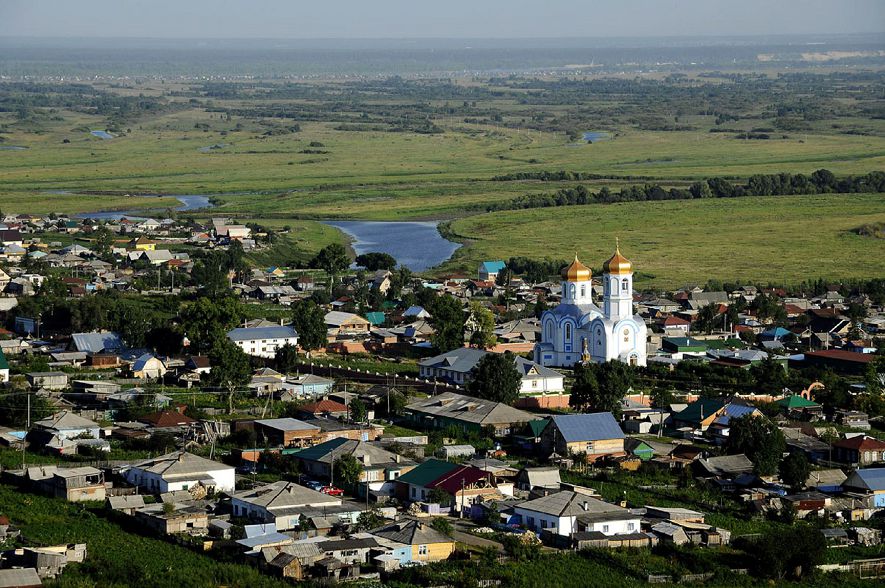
[534,243,647,368]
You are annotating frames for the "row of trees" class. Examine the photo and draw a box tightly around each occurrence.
[484,169,885,213]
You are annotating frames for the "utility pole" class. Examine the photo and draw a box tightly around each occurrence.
[460,477,465,519]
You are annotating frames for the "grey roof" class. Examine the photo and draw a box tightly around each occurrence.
[406,391,534,427]
[232,481,340,510]
[518,467,561,488]
[371,519,452,545]
[129,451,231,480]
[108,494,146,510]
[324,311,369,327]
[0,568,42,588]
[72,331,124,353]
[237,532,293,550]
[254,418,319,432]
[697,454,754,477]
[34,411,99,431]
[418,348,561,381]
[226,326,297,342]
[548,413,624,443]
[518,491,626,518]
[805,469,847,488]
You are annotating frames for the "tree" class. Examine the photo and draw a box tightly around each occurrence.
[727,414,785,476]
[750,355,787,393]
[429,295,466,352]
[274,343,299,374]
[467,351,521,405]
[355,509,383,531]
[92,226,114,258]
[741,525,826,580]
[349,398,368,423]
[431,517,453,537]
[333,454,363,491]
[290,299,327,353]
[570,361,633,419]
[354,252,397,271]
[466,301,496,349]
[310,243,349,283]
[779,452,810,492]
[208,337,252,414]
[180,296,244,352]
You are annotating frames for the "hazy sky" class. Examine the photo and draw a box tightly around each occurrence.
[1,0,883,39]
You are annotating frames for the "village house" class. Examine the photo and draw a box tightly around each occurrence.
[395,458,507,513]
[418,347,564,394]
[324,311,371,339]
[539,413,625,462]
[370,519,455,564]
[135,501,209,535]
[25,465,106,502]
[227,325,299,359]
[478,261,506,282]
[514,490,640,538]
[842,469,885,508]
[231,481,342,531]
[833,436,885,466]
[404,391,534,436]
[123,451,236,494]
[251,418,321,448]
[25,371,69,391]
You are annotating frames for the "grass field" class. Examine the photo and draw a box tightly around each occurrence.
[442,193,885,287]
[2,108,884,219]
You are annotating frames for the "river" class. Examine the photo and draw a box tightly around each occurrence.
[75,194,213,219]
[324,220,460,272]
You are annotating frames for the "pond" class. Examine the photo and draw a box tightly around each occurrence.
[583,131,610,142]
[75,194,214,220]
[323,220,460,273]
[0,145,28,151]
[90,130,115,140]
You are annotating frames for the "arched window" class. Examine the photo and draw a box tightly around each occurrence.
[564,322,572,342]
[621,278,629,291]
[580,285,586,298]
[569,284,576,299]
[546,322,554,341]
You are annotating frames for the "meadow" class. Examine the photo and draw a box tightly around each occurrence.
[442,193,885,288]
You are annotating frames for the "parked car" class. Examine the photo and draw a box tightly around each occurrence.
[320,486,344,496]
[305,480,324,491]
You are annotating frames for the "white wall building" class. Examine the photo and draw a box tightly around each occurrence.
[123,451,235,494]
[226,326,299,359]
[513,491,640,537]
[535,245,647,368]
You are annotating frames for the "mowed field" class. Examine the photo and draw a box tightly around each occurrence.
[442,194,885,287]
[1,107,884,219]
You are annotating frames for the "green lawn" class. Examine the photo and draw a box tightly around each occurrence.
[442,193,885,287]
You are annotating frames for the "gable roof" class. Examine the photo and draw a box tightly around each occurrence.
[480,261,506,273]
[425,464,491,495]
[299,399,348,415]
[844,468,885,492]
[371,519,452,545]
[72,331,124,353]
[776,395,820,409]
[547,413,624,443]
[405,391,535,427]
[232,481,340,510]
[518,490,625,518]
[395,458,460,487]
[34,411,98,431]
[294,437,405,468]
[833,436,885,451]
[129,451,230,479]
[673,398,726,425]
[139,410,196,428]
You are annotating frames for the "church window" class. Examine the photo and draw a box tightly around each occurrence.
[564,323,572,341]
[569,284,576,298]
[623,328,630,343]
[621,279,629,291]
[546,322,554,340]
[580,285,586,298]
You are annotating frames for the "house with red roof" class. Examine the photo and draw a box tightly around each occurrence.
[833,436,885,467]
[139,409,197,430]
[296,399,350,420]
[395,458,509,513]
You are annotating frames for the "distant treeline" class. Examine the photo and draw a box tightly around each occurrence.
[491,171,653,182]
[484,169,885,212]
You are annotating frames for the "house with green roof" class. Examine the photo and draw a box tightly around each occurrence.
[625,438,655,461]
[775,395,822,419]
[661,337,708,357]
[364,312,385,327]
[0,350,8,383]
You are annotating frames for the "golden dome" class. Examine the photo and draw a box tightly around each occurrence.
[561,253,592,281]
[603,240,633,275]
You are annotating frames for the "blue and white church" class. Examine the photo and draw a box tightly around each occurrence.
[534,244,647,368]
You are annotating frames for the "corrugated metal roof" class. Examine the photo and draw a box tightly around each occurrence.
[549,413,624,443]
[227,326,298,342]
[72,331,124,353]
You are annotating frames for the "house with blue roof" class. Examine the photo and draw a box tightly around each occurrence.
[760,326,792,341]
[477,261,506,282]
[842,468,885,508]
[539,413,625,462]
[227,325,298,359]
